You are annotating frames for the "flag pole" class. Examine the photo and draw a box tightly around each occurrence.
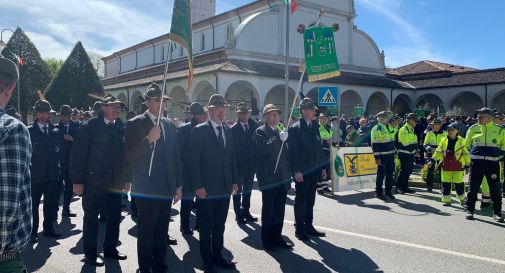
[284,1,290,124]
[148,41,172,176]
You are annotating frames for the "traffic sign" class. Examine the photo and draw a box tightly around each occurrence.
[318,87,339,106]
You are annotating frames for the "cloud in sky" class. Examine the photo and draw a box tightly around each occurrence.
[1,0,173,59]
[356,0,481,68]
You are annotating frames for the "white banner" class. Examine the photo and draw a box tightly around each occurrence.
[331,146,377,192]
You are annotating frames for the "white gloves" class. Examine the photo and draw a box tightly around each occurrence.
[280,131,289,142]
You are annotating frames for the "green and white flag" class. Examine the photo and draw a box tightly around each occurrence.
[303,25,340,82]
[169,0,193,89]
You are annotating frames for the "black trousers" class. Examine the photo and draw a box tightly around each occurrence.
[60,172,73,212]
[467,160,503,215]
[376,155,395,195]
[233,171,254,219]
[180,182,198,229]
[82,192,122,258]
[294,173,318,233]
[197,196,230,267]
[31,180,58,234]
[397,153,414,191]
[261,184,287,246]
[136,197,172,272]
[130,196,137,214]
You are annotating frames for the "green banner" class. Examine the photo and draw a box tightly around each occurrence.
[304,25,340,82]
[292,107,300,118]
[415,108,427,118]
[169,0,193,89]
[354,106,364,118]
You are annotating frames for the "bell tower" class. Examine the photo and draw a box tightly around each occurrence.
[192,0,216,23]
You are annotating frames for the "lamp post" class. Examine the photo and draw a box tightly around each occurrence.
[0,28,20,118]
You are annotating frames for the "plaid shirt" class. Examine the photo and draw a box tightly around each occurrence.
[0,109,32,257]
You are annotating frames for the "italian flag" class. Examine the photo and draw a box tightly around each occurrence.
[284,0,298,14]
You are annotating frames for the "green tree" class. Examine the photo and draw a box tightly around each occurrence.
[46,58,64,79]
[45,41,104,109]
[1,27,51,123]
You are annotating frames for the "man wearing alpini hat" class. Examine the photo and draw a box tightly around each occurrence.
[27,96,61,243]
[190,94,239,272]
[125,83,183,272]
[287,97,327,241]
[231,102,259,224]
[254,104,293,251]
[70,93,128,266]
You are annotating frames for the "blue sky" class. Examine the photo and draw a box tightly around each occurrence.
[1,0,503,69]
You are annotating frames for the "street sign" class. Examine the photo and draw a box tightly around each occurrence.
[318,87,339,106]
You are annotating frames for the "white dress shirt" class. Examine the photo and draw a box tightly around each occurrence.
[38,122,49,134]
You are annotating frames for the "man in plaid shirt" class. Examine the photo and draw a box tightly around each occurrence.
[0,56,32,273]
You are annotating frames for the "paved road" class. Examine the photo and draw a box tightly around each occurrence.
[23,183,505,273]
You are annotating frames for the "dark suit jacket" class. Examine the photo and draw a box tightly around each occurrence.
[190,120,238,196]
[125,112,183,197]
[28,120,60,183]
[231,118,258,174]
[177,119,198,186]
[70,115,125,197]
[254,124,291,191]
[57,120,80,175]
[287,119,326,177]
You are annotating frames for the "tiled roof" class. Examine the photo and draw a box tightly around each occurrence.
[386,60,478,76]
[403,68,505,89]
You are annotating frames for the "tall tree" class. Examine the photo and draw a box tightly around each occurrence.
[46,41,104,109]
[46,58,64,79]
[1,27,51,123]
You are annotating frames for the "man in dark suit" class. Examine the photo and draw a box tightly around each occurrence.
[231,102,258,224]
[254,104,294,251]
[177,102,207,235]
[287,98,327,242]
[70,95,128,266]
[27,99,61,243]
[125,83,183,273]
[57,104,80,218]
[190,94,239,273]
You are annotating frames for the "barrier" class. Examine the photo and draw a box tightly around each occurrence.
[331,146,377,192]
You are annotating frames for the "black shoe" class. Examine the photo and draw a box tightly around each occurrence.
[213,258,236,270]
[180,227,194,235]
[167,235,178,245]
[403,188,416,194]
[427,187,433,193]
[203,265,217,273]
[43,230,61,238]
[295,232,310,242]
[30,234,39,244]
[275,239,294,249]
[396,188,404,194]
[104,251,127,260]
[244,213,258,222]
[386,194,396,200]
[493,214,504,223]
[376,193,387,200]
[62,210,77,217]
[236,217,247,224]
[442,202,451,207]
[84,256,104,267]
[466,211,475,220]
[307,226,326,237]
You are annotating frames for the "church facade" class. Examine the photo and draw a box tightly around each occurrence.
[101,0,505,120]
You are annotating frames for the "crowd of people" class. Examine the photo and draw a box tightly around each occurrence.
[1,53,504,273]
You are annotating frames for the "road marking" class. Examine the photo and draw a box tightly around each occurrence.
[246,212,505,266]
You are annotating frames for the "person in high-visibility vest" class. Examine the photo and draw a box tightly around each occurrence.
[466,122,492,211]
[464,107,504,222]
[396,113,420,194]
[424,118,447,192]
[431,123,469,206]
[318,113,333,193]
[389,115,402,184]
[371,111,396,200]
